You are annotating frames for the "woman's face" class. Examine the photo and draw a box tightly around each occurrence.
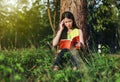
[64,18,73,29]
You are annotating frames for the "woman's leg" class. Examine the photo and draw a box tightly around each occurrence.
[69,50,80,70]
[53,49,68,70]
[70,55,78,67]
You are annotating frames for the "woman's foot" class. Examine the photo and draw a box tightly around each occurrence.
[73,66,78,70]
[53,66,59,71]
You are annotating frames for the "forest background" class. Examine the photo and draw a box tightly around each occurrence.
[0,0,119,51]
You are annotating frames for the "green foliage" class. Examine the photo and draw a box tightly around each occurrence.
[88,0,119,32]
[0,46,53,82]
[87,0,120,52]
[89,53,120,82]
[0,45,120,82]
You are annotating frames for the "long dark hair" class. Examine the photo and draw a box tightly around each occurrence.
[60,11,78,39]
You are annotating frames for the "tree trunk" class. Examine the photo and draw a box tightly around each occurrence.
[60,0,88,45]
[47,0,56,35]
[47,0,60,35]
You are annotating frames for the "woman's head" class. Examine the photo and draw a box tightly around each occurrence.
[60,11,77,39]
[61,11,77,29]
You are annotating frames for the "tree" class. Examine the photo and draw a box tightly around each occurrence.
[46,0,60,35]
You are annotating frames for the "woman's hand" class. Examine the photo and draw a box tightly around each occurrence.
[75,42,86,50]
[75,42,82,48]
[59,20,65,31]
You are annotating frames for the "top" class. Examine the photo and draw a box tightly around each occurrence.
[67,28,80,40]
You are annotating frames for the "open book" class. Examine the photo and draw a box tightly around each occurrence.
[59,36,80,49]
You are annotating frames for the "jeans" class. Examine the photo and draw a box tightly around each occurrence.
[53,48,78,68]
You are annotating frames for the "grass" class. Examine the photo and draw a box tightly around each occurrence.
[0,47,120,82]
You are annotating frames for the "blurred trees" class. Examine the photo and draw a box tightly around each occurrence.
[0,0,119,52]
[0,0,52,49]
[87,0,120,53]
[46,0,60,35]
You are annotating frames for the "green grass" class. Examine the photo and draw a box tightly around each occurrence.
[0,47,120,82]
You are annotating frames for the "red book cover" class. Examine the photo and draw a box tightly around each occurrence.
[59,39,71,49]
[59,36,79,49]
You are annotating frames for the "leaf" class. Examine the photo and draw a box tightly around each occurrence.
[116,78,120,82]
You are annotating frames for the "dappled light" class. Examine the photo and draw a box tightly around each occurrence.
[0,0,35,13]
[3,0,17,6]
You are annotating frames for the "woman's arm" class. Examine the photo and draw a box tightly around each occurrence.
[79,29,85,46]
[53,20,64,46]
[73,29,85,48]
[75,29,85,48]
[53,29,63,46]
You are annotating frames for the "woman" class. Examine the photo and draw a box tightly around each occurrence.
[53,11,84,71]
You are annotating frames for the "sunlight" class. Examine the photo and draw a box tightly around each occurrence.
[2,0,18,12]
[1,0,39,13]
[1,0,34,12]
[3,0,17,7]
[7,0,17,6]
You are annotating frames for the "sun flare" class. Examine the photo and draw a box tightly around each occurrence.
[8,0,17,5]
[1,0,36,12]
[3,0,17,6]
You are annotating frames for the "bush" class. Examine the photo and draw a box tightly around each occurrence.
[0,47,120,82]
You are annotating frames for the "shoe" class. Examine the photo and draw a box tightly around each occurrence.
[73,66,78,70]
[53,66,59,71]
